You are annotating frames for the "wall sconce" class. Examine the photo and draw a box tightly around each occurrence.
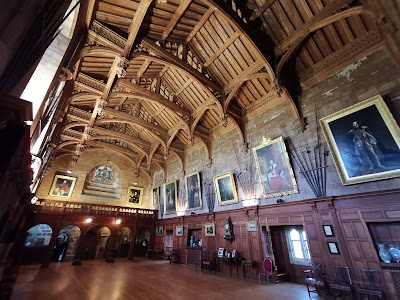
[31,195,38,204]
[115,218,121,225]
[85,217,93,223]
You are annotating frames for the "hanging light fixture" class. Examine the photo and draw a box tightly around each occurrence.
[115,218,121,225]
[85,217,92,223]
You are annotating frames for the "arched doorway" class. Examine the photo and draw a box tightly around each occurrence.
[22,224,53,264]
[116,226,131,258]
[134,227,150,257]
[51,225,81,262]
[79,226,111,260]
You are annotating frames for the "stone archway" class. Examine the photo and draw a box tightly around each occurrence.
[79,226,111,260]
[58,225,81,262]
[116,226,132,258]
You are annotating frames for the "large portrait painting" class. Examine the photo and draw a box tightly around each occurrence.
[320,95,400,185]
[213,172,238,206]
[185,172,202,210]
[164,180,177,215]
[49,175,77,198]
[253,136,298,198]
[127,186,143,205]
[152,187,159,206]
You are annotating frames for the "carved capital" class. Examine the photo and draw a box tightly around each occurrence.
[240,143,249,154]
[97,99,108,116]
[206,159,213,168]
[271,79,282,96]
[133,169,140,177]
[116,56,130,78]
[220,114,228,127]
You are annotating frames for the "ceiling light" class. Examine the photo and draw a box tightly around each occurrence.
[85,217,92,223]
[115,219,121,225]
[66,170,72,174]
[133,182,137,185]
[31,196,39,204]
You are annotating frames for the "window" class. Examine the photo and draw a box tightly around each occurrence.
[286,227,310,265]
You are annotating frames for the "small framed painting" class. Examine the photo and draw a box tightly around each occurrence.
[185,172,202,210]
[327,242,340,254]
[246,221,257,232]
[176,225,183,236]
[204,223,215,236]
[323,225,334,237]
[127,186,143,205]
[156,226,164,236]
[49,175,77,198]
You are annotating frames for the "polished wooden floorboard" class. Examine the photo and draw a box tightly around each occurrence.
[12,259,329,300]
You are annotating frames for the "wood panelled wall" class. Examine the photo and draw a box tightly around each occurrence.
[155,189,400,299]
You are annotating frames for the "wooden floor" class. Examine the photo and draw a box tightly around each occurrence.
[12,258,330,300]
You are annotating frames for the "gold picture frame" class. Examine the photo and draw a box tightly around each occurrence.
[253,136,298,198]
[185,172,202,211]
[164,180,177,215]
[127,186,143,205]
[156,226,164,236]
[246,221,257,232]
[152,187,159,206]
[176,225,183,236]
[49,174,77,198]
[320,95,400,185]
[213,172,238,206]
[204,223,215,236]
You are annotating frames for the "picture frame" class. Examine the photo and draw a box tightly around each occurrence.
[156,226,164,236]
[49,174,77,198]
[127,186,143,205]
[218,247,225,257]
[323,225,334,237]
[253,136,298,198]
[327,242,340,254]
[185,172,202,211]
[246,221,257,232]
[152,187,159,206]
[204,223,215,236]
[320,95,400,185]
[213,172,238,206]
[176,225,183,236]
[164,180,177,215]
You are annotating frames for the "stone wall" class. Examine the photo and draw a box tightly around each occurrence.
[160,47,400,218]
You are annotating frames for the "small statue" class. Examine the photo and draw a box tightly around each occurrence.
[198,239,202,247]
[190,236,194,247]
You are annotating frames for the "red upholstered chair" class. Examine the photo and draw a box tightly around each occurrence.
[259,258,273,284]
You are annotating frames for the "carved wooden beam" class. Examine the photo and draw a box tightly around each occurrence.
[275,0,354,56]
[115,79,191,116]
[186,7,216,42]
[162,0,192,41]
[249,0,276,22]
[137,59,151,77]
[124,0,153,57]
[203,32,240,67]
[102,107,168,136]
[93,126,151,147]
[141,38,223,93]
[224,59,265,93]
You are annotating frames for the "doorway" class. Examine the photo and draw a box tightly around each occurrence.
[165,230,173,254]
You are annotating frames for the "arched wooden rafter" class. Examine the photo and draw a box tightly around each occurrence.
[192,136,211,162]
[73,46,122,66]
[110,91,190,133]
[56,140,79,151]
[226,115,246,147]
[89,136,148,159]
[95,118,166,147]
[130,53,224,115]
[276,6,375,81]
[190,102,219,136]
[223,72,273,113]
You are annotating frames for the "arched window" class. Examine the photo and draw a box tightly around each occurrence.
[286,227,310,265]
[25,224,53,247]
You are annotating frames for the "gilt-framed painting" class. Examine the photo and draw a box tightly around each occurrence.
[253,136,298,198]
[156,226,164,236]
[49,175,77,198]
[320,95,400,185]
[213,172,238,206]
[185,172,202,211]
[152,187,159,206]
[176,225,183,236]
[127,186,143,205]
[204,223,215,236]
[164,180,177,215]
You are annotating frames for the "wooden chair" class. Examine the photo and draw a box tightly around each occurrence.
[304,263,328,297]
[259,258,273,284]
[169,249,181,264]
[356,269,384,299]
[330,265,353,299]
[201,251,215,272]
